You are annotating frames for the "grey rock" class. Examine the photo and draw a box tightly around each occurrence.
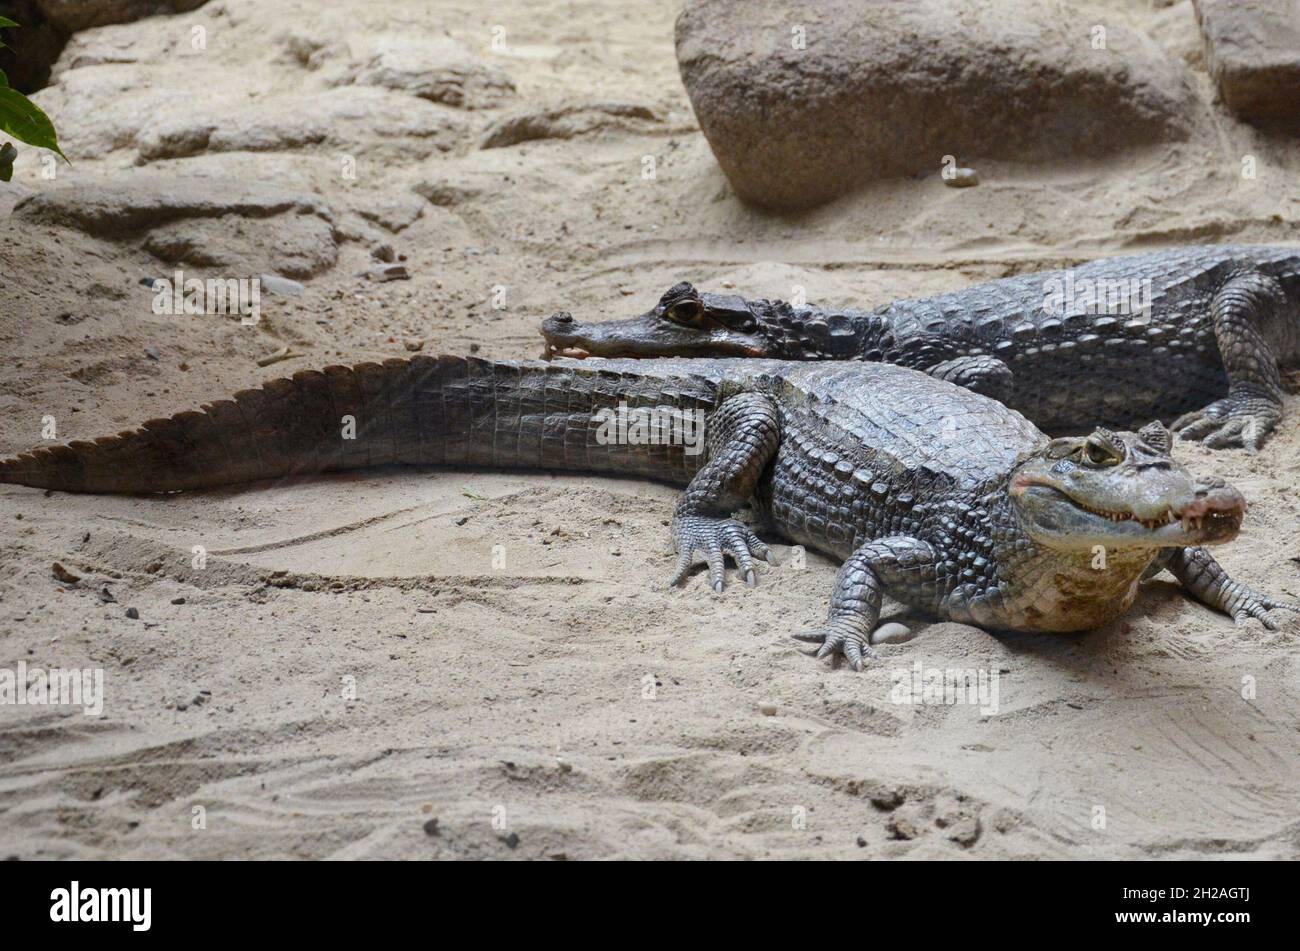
[676,0,1195,209]
[1194,0,1300,125]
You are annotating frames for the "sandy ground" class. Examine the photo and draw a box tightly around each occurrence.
[0,0,1298,859]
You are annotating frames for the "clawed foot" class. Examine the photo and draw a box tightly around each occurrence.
[1225,586,1300,630]
[1171,394,1281,452]
[792,617,878,671]
[668,515,772,592]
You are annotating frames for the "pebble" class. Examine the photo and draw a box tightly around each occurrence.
[260,274,305,297]
[404,337,425,352]
[759,702,778,716]
[943,167,979,188]
[125,607,139,620]
[366,265,410,282]
[51,563,80,585]
[423,817,440,836]
[870,622,914,645]
[171,597,186,605]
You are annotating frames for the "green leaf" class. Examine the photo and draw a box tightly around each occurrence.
[0,17,20,29]
[0,87,66,160]
[0,67,7,87]
[0,142,15,182]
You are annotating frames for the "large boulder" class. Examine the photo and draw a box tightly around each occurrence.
[675,0,1197,209]
[1194,0,1300,126]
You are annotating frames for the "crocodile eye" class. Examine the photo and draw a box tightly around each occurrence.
[665,299,704,325]
[1084,439,1120,467]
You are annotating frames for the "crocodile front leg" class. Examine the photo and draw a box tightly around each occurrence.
[669,392,780,592]
[794,537,937,670]
[1172,272,1287,451]
[1150,547,1299,628]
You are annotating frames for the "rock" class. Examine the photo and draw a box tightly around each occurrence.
[125,607,139,619]
[37,0,206,33]
[1194,0,1300,126]
[870,622,914,646]
[885,812,920,841]
[51,562,80,585]
[365,264,409,283]
[422,817,439,836]
[15,174,340,279]
[403,337,425,352]
[480,101,661,149]
[259,274,305,297]
[345,36,515,109]
[758,702,778,716]
[676,0,1195,209]
[943,168,980,188]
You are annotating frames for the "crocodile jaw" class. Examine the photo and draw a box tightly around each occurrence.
[1010,481,1245,550]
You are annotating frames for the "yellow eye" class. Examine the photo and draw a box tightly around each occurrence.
[666,300,704,324]
[1084,441,1118,466]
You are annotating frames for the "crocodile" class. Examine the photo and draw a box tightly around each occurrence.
[539,245,1300,451]
[2,356,1291,669]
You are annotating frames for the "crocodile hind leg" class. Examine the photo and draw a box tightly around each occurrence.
[924,355,1015,405]
[668,392,780,592]
[1150,547,1300,629]
[794,537,937,670]
[1172,271,1288,451]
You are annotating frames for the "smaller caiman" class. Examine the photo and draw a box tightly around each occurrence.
[540,245,1300,450]
[1,356,1292,670]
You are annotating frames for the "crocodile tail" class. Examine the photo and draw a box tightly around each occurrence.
[0,355,717,494]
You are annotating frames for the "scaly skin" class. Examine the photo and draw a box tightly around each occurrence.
[540,245,1300,450]
[0,357,1292,669]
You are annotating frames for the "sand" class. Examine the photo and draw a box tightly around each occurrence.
[0,0,1297,859]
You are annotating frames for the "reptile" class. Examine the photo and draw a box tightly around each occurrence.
[539,245,1300,450]
[2,355,1292,669]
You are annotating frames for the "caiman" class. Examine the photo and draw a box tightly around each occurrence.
[1,356,1292,669]
[540,245,1300,450]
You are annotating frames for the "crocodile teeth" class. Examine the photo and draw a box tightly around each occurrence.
[1076,499,1178,529]
[544,345,591,360]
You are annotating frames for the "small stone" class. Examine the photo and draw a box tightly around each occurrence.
[51,563,80,585]
[423,817,439,836]
[856,834,868,848]
[758,702,778,716]
[943,167,979,188]
[371,243,395,263]
[870,622,914,646]
[125,607,140,620]
[171,597,186,605]
[145,346,161,360]
[404,337,425,352]
[500,831,520,849]
[98,587,116,603]
[260,274,305,297]
[885,813,920,840]
[366,265,410,282]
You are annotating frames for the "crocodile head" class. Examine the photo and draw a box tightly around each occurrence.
[541,282,778,360]
[1009,421,1245,551]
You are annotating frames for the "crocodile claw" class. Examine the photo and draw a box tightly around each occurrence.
[1171,395,1281,452]
[669,515,770,592]
[1227,586,1300,630]
[793,618,879,671]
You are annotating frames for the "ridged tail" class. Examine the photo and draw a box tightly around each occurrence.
[0,356,719,494]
